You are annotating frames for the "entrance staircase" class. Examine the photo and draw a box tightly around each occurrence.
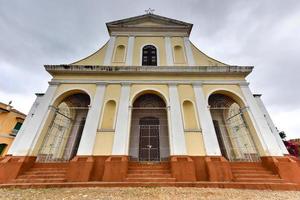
[230,162,284,183]
[125,162,176,182]
[10,163,68,184]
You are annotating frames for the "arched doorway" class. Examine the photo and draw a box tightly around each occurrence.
[129,93,170,162]
[209,93,260,162]
[36,93,90,162]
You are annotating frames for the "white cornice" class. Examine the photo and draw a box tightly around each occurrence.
[49,79,248,86]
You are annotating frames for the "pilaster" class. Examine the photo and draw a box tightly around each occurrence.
[125,36,135,65]
[9,84,58,156]
[112,83,131,155]
[165,36,174,66]
[183,37,195,66]
[193,83,222,156]
[239,83,283,156]
[168,83,187,155]
[103,36,116,65]
[77,83,106,155]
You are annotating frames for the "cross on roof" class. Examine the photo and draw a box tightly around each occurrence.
[145,8,155,14]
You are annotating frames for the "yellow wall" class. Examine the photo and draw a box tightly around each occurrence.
[93,132,114,155]
[73,42,108,65]
[185,132,206,155]
[0,106,25,156]
[132,37,166,66]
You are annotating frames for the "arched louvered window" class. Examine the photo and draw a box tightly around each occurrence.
[142,45,157,66]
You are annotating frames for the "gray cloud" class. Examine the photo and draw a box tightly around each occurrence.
[0,0,299,138]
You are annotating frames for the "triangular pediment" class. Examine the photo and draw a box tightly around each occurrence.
[106,14,193,36]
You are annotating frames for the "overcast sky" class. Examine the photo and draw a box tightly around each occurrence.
[0,0,299,139]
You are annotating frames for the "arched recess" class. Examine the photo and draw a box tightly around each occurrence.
[36,91,90,162]
[100,100,117,130]
[173,45,185,64]
[113,45,126,62]
[129,92,170,162]
[208,91,262,162]
[182,100,198,130]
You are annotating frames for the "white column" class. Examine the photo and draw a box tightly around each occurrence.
[77,83,106,155]
[112,83,131,155]
[183,37,195,66]
[168,84,187,155]
[9,84,58,156]
[254,95,289,154]
[165,37,174,66]
[193,83,222,156]
[240,83,283,156]
[103,36,116,65]
[125,36,135,65]
[7,94,44,155]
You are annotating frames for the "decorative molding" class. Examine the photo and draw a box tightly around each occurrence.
[45,65,253,76]
[50,79,247,86]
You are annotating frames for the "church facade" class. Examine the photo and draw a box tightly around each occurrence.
[1,13,299,188]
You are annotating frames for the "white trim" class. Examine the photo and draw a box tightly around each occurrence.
[10,84,58,156]
[164,37,174,66]
[193,84,221,156]
[240,84,283,156]
[254,95,289,154]
[140,43,160,66]
[50,79,247,86]
[77,84,106,155]
[112,84,131,155]
[183,37,195,66]
[168,84,187,155]
[130,87,169,107]
[125,36,135,65]
[103,36,116,65]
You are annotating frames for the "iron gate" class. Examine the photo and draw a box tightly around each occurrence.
[36,106,87,163]
[139,117,160,162]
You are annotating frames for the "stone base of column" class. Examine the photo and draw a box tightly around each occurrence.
[204,156,233,182]
[261,156,300,184]
[102,156,128,182]
[0,155,36,183]
[66,156,94,182]
[170,156,196,181]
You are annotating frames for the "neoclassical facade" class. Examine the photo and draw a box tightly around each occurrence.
[1,13,299,188]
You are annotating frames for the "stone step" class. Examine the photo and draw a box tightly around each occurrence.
[233,177,284,183]
[125,177,176,182]
[233,173,279,178]
[28,168,68,171]
[128,170,171,174]
[12,178,66,183]
[1,181,299,190]
[127,173,172,178]
[24,171,67,175]
[231,169,274,174]
[17,174,66,179]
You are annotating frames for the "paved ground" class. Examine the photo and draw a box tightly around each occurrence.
[1,187,300,200]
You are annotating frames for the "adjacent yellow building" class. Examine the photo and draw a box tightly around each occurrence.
[0,102,25,156]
